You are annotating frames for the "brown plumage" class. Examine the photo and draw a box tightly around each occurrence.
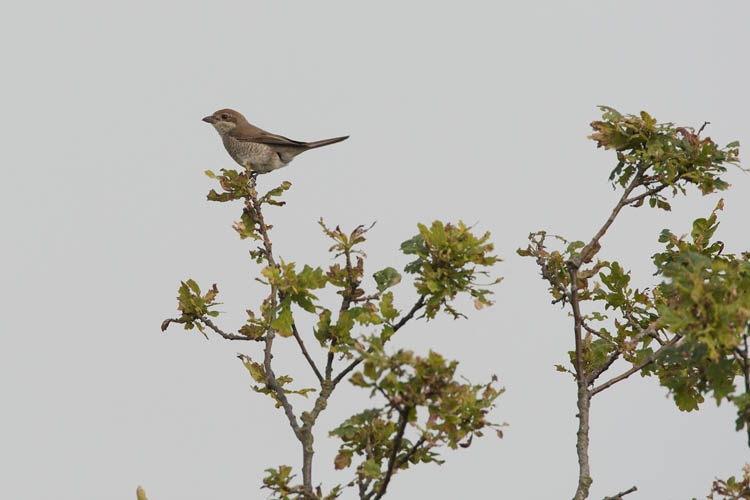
[202,108,348,174]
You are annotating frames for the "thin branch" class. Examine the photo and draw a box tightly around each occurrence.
[581,320,604,338]
[353,293,382,303]
[248,187,277,268]
[623,313,665,346]
[567,264,593,500]
[200,316,258,341]
[591,336,682,396]
[161,317,259,341]
[581,320,616,343]
[621,182,670,205]
[579,171,644,264]
[622,169,689,207]
[358,476,370,500]
[331,360,362,387]
[332,296,426,388]
[262,321,302,436]
[372,406,410,500]
[325,350,335,381]
[392,295,427,332]
[603,485,638,500]
[395,436,426,470]
[589,349,621,384]
[589,318,670,384]
[567,266,586,385]
[291,322,323,383]
[589,316,667,383]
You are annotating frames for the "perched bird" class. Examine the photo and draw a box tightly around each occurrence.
[202,108,349,174]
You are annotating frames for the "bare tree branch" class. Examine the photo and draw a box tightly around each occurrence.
[581,320,614,342]
[621,182,670,205]
[592,336,682,396]
[200,316,258,341]
[291,322,323,383]
[579,170,644,265]
[603,485,637,499]
[161,316,259,341]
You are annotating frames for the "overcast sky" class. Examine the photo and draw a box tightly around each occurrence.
[2,2,749,499]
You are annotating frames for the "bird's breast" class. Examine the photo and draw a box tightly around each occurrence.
[222,136,286,173]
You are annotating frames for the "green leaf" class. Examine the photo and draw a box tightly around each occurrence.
[379,292,399,322]
[401,233,426,256]
[373,267,402,292]
[272,303,294,337]
[240,357,266,383]
[362,459,381,478]
[186,279,200,295]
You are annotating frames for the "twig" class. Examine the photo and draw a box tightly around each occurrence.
[200,316,258,341]
[623,313,664,346]
[332,295,426,388]
[579,170,643,264]
[161,316,258,341]
[291,323,323,383]
[325,350,335,381]
[581,320,616,343]
[591,336,682,396]
[622,170,689,206]
[589,349,621,384]
[621,183,669,205]
[372,406,411,500]
[588,317,663,383]
[603,485,637,499]
[395,436,426,469]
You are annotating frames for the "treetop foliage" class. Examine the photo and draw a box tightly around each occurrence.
[162,167,504,499]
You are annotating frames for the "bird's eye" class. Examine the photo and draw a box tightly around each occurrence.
[220,113,229,120]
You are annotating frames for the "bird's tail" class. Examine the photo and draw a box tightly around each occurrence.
[305,136,349,149]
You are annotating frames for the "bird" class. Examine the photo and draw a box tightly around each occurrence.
[202,108,349,174]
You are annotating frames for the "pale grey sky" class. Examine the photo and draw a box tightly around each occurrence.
[2,2,749,499]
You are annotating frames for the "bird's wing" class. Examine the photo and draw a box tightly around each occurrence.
[229,124,307,147]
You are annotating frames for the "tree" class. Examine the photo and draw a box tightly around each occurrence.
[519,107,748,500]
[154,107,748,500]
[161,172,504,499]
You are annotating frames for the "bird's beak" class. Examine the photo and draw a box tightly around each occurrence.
[202,115,216,124]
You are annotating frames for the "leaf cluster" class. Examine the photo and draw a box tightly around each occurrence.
[700,464,750,500]
[402,221,502,318]
[159,279,220,337]
[647,201,750,426]
[590,106,740,210]
[331,344,503,499]
[262,465,342,500]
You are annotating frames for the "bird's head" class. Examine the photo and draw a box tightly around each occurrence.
[202,108,245,135]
